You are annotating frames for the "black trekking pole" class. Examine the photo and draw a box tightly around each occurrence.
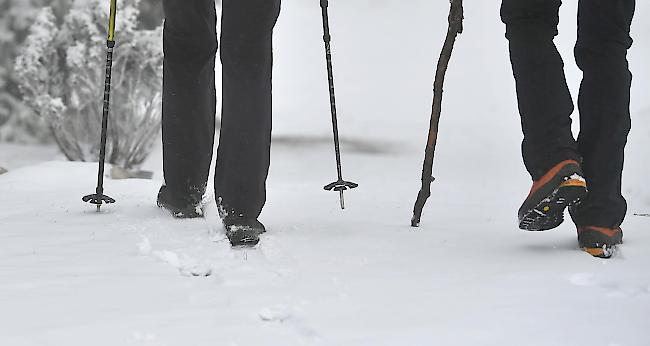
[411,0,464,227]
[83,0,118,211]
[319,0,358,209]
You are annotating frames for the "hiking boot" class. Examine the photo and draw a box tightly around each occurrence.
[223,217,266,247]
[577,226,623,259]
[157,185,204,218]
[518,160,587,231]
[217,197,265,247]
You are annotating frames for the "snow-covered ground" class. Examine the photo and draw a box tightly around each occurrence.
[1,0,650,345]
[2,143,650,346]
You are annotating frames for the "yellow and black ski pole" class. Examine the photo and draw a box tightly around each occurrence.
[83,0,118,211]
[411,0,463,227]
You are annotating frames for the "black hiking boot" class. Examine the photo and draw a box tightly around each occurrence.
[518,160,587,231]
[577,226,623,259]
[157,185,204,218]
[223,218,266,247]
[217,197,265,246]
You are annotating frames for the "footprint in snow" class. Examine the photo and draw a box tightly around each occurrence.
[128,331,157,343]
[567,272,650,298]
[257,305,322,342]
[258,305,292,322]
[138,237,213,277]
[153,250,213,277]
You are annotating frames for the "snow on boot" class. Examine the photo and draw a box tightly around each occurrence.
[217,197,265,246]
[223,218,265,247]
[157,185,204,219]
[577,226,623,259]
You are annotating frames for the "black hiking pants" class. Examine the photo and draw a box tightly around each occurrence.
[501,0,635,228]
[161,0,281,218]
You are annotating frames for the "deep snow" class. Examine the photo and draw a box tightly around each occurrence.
[2,0,650,345]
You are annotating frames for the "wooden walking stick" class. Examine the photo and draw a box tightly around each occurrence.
[83,0,118,211]
[411,0,464,227]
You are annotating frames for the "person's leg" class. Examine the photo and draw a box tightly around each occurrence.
[571,0,635,228]
[215,0,281,219]
[501,0,580,180]
[160,0,217,209]
[502,0,587,231]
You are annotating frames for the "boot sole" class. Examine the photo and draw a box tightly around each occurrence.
[519,179,587,231]
[227,233,260,247]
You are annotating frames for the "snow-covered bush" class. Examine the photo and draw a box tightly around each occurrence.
[15,0,163,170]
[0,0,67,143]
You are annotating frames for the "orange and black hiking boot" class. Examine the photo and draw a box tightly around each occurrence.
[518,160,587,231]
[577,226,623,258]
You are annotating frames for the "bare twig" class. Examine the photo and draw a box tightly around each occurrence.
[411,0,464,227]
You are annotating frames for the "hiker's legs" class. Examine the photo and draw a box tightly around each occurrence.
[571,0,635,227]
[161,0,217,203]
[215,0,281,218]
[501,0,580,180]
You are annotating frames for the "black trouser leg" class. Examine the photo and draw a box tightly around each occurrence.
[501,0,581,180]
[215,0,281,218]
[161,0,217,204]
[571,0,635,228]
